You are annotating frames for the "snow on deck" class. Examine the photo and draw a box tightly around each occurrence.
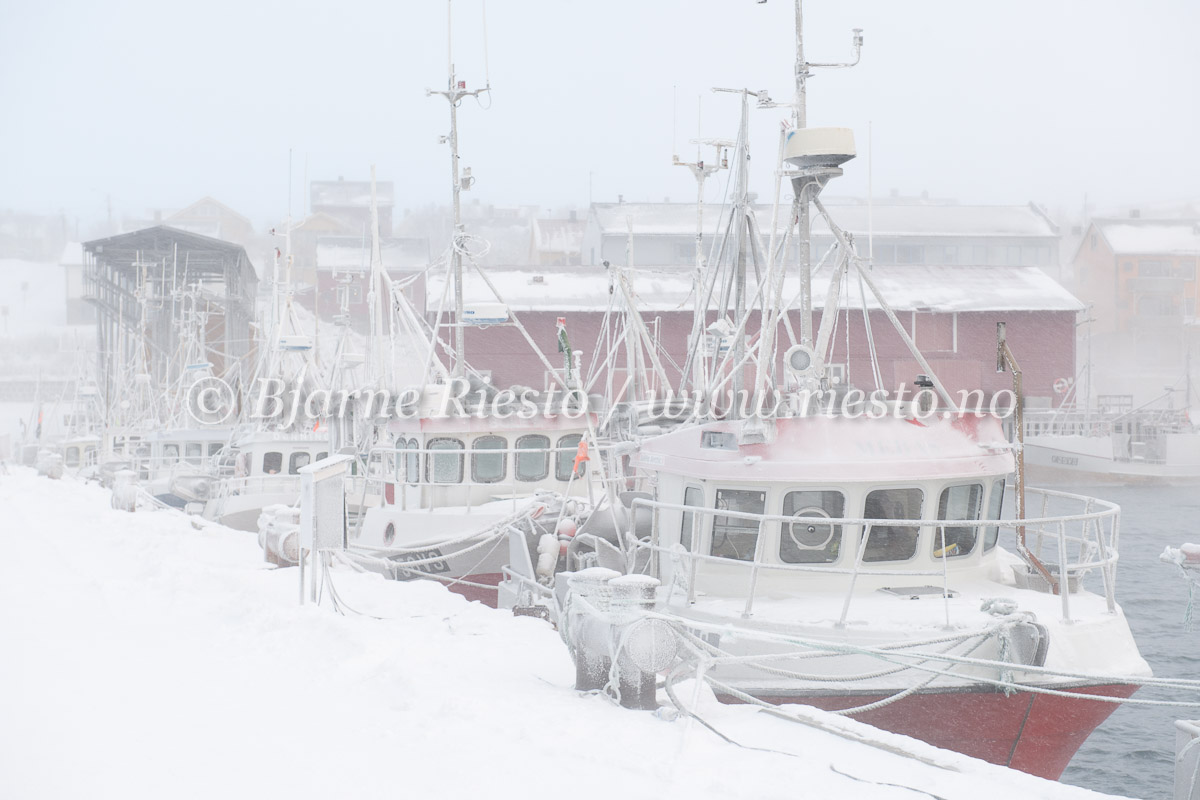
[0,470,1124,800]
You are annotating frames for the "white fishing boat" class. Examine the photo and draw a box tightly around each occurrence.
[500,1,1158,780]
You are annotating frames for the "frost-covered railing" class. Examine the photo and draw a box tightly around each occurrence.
[628,486,1120,623]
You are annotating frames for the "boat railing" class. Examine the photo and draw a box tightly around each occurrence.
[627,485,1119,624]
[214,473,304,498]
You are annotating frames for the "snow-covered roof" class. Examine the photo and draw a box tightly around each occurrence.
[589,202,1058,239]
[315,235,428,272]
[429,263,1082,313]
[1095,219,1200,255]
[310,180,395,208]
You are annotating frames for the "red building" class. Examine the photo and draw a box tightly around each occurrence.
[428,263,1080,405]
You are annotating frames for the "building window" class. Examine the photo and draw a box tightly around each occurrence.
[1187,298,1196,319]
[263,451,283,474]
[1177,260,1197,281]
[289,451,311,474]
[983,479,1005,551]
[1140,261,1170,278]
[681,485,704,552]
[1137,295,1177,316]
[515,435,550,481]
[862,487,923,562]
[935,484,983,558]
[472,435,507,483]
[555,434,584,481]
[711,488,765,562]
[426,438,464,483]
[972,245,987,264]
[874,244,896,264]
[913,312,955,352]
[780,490,843,564]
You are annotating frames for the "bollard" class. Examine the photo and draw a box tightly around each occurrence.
[610,575,663,710]
[567,568,620,691]
[111,469,138,512]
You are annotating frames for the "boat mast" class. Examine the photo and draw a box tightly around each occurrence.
[427,0,490,379]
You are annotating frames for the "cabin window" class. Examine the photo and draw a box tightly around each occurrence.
[934,484,983,558]
[710,489,765,562]
[263,451,283,474]
[162,443,180,464]
[680,485,704,552]
[84,446,97,466]
[406,438,420,484]
[65,446,80,468]
[862,488,923,562]
[472,436,507,484]
[983,479,1005,551]
[185,443,203,464]
[780,490,844,564]
[515,435,550,482]
[208,443,224,457]
[289,451,311,475]
[555,435,584,481]
[426,438,464,484]
[316,452,328,462]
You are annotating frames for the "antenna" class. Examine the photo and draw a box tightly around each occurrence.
[427,0,493,378]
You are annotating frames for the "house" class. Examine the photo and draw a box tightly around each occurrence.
[59,242,94,325]
[426,262,1080,403]
[312,235,430,331]
[579,200,1060,274]
[531,214,586,266]
[166,197,255,247]
[1072,216,1200,389]
[310,178,394,238]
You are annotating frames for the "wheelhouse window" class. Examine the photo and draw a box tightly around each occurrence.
[65,447,80,468]
[555,434,584,481]
[862,488,923,562]
[983,479,1005,551]
[406,438,420,484]
[316,452,328,462]
[710,489,765,562]
[185,443,203,464]
[289,451,311,475]
[472,435,507,484]
[780,490,844,564]
[515,435,550,482]
[208,443,224,457]
[263,451,283,474]
[162,443,180,464]
[680,485,704,552]
[935,484,983,558]
[426,438,464,484]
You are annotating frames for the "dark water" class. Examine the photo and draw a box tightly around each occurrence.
[1055,485,1200,799]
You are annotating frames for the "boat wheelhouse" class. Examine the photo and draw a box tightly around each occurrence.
[205,430,330,530]
[610,412,1148,779]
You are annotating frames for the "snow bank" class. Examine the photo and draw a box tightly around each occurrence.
[0,470,1127,800]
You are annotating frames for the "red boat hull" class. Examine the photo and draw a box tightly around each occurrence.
[727,683,1137,780]
[448,572,504,607]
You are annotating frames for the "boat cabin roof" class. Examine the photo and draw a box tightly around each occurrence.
[634,414,1013,483]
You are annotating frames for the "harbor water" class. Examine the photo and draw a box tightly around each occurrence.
[1058,485,1200,799]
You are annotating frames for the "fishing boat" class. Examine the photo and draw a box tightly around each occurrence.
[501,1,1153,780]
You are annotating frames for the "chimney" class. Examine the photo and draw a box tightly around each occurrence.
[1130,208,1141,219]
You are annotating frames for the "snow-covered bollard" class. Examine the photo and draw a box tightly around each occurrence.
[111,470,138,512]
[37,451,64,480]
[610,575,667,711]
[258,505,301,567]
[567,568,620,692]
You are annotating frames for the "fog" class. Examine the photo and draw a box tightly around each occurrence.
[2,0,1198,226]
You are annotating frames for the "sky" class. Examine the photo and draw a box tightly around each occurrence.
[1,0,1198,230]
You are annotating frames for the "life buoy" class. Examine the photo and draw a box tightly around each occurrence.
[1053,377,1071,395]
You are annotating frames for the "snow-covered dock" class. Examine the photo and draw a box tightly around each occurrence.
[0,469,1132,800]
